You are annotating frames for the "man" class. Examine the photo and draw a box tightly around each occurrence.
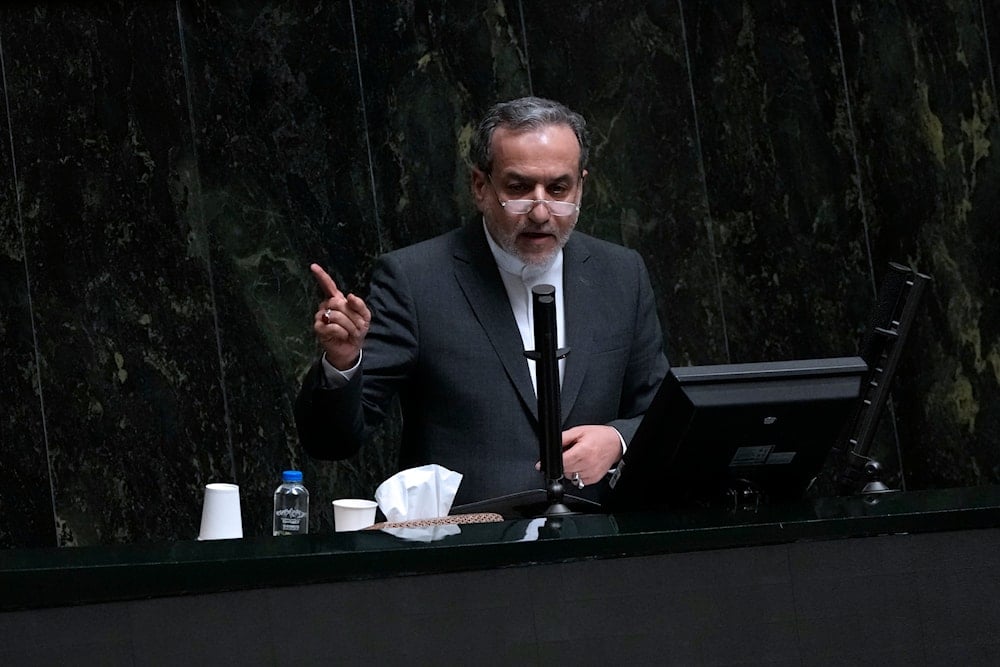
[295,96,669,507]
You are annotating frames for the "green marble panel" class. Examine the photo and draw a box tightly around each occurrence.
[838,0,1000,489]
[524,0,726,365]
[2,3,229,546]
[681,0,873,364]
[0,0,997,548]
[171,0,390,537]
[0,101,53,549]
[350,1,510,249]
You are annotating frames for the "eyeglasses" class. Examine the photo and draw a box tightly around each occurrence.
[488,176,582,217]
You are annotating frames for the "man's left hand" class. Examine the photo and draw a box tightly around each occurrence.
[534,425,623,487]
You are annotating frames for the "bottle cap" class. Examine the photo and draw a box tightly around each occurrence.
[282,470,303,483]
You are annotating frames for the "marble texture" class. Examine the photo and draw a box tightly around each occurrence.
[0,0,997,547]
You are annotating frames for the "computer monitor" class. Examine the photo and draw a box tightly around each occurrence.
[607,356,868,511]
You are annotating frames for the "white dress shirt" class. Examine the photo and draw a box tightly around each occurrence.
[482,221,566,394]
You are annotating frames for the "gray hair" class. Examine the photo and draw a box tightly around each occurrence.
[469,96,590,174]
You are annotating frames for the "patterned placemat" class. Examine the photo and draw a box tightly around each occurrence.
[366,512,505,530]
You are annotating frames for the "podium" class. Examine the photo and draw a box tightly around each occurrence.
[2,486,1000,663]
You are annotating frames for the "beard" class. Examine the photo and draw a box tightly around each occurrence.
[486,217,576,267]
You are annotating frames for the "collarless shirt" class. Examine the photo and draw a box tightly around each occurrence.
[482,221,566,394]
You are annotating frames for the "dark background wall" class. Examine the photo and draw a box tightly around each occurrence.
[1,0,997,548]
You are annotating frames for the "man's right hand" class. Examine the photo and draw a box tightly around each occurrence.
[309,263,371,371]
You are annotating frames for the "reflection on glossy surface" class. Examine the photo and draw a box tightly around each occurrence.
[3,486,999,612]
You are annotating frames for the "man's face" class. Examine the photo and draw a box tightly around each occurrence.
[472,124,586,266]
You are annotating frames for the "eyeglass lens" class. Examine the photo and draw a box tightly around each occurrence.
[503,200,579,216]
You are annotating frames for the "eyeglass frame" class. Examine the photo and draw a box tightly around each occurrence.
[486,174,583,217]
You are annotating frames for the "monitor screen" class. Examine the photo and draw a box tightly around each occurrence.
[607,356,867,511]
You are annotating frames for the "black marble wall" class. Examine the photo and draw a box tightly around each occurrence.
[1,0,997,548]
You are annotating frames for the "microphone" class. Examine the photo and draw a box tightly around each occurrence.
[524,284,572,516]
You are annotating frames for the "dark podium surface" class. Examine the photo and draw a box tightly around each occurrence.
[3,485,1000,665]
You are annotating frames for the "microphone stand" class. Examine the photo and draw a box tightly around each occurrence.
[524,284,573,516]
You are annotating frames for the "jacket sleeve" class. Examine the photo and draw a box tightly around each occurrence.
[294,360,367,460]
[606,249,670,444]
[293,253,419,460]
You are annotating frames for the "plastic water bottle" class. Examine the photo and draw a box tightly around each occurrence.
[273,470,309,536]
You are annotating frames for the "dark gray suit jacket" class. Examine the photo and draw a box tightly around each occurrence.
[295,220,669,506]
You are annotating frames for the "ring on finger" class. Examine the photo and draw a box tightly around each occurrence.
[322,308,333,324]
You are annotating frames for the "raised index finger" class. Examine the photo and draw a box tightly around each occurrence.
[309,263,339,299]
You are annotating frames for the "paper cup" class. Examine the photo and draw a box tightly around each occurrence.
[198,483,243,540]
[333,499,378,532]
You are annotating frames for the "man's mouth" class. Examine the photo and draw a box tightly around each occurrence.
[520,229,553,240]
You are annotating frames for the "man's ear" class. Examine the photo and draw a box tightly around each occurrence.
[471,168,488,210]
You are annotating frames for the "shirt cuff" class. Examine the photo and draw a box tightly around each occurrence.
[607,427,627,475]
[320,351,362,388]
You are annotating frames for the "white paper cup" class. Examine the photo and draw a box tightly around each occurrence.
[333,499,378,532]
[198,483,243,540]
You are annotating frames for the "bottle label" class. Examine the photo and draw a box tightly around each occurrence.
[275,507,307,533]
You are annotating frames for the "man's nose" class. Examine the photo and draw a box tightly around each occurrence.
[527,200,551,223]
[527,187,551,222]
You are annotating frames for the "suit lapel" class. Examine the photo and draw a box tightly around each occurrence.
[451,222,539,420]
[559,235,595,424]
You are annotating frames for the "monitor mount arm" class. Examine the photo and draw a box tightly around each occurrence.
[832,262,931,495]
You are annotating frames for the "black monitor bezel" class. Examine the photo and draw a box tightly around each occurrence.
[607,356,867,511]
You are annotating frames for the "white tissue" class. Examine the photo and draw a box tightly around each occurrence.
[374,464,463,523]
